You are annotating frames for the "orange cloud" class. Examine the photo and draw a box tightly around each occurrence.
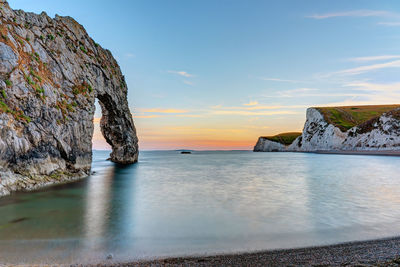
[212,110,298,116]
[243,101,259,106]
[92,102,306,150]
[212,104,289,111]
[140,108,189,113]
[134,115,162,118]
[175,114,204,118]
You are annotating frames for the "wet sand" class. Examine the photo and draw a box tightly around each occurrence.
[82,236,400,267]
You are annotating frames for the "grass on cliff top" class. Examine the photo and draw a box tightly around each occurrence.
[261,132,302,145]
[315,105,400,132]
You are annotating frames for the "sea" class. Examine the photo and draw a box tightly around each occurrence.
[1,150,400,264]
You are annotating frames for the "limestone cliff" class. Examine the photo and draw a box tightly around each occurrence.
[254,132,301,152]
[253,137,286,152]
[254,106,400,152]
[0,1,138,196]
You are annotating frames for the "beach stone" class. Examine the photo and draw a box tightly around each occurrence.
[0,1,138,197]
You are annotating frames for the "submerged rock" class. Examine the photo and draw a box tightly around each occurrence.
[0,1,138,196]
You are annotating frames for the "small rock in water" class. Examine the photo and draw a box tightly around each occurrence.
[106,254,113,260]
[9,217,29,224]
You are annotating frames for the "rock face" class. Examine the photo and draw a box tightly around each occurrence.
[253,137,286,152]
[254,107,400,152]
[0,1,138,196]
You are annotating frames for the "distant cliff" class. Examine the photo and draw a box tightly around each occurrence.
[0,1,138,196]
[254,132,301,152]
[254,105,400,152]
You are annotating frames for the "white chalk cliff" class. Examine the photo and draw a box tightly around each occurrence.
[254,107,400,152]
[253,137,286,152]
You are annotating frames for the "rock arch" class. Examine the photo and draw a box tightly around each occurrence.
[96,84,138,164]
[0,1,138,196]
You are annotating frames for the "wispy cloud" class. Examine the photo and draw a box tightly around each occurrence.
[175,114,204,118]
[183,80,194,86]
[168,70,196,85]
[163,126,248,134]
[125,53,136,58]
[317,97,400,108]
[133,113,203,119]
[151,93,166,98]
[348,55,400,62]
[209,102,306,116]
[326,81,400,106]
[344,81,400,92]
[213,102,287,111]
[261,87,368,99]
[134,115,162,118]
[134,108,204,118]
[243,101,259,106]
[334,59,400,75]
[135,102,308,120]
[378,22,400,26]
[211,110,298,116]
[139,108,189,114]
[216,105,284,111]
[307,10,400,27]
[167,70,194,78]
[259,77,303,83]
[277,88,318,97]
[307,10,399,19]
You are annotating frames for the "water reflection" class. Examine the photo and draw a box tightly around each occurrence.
[103,164,138,250]
[83,164,114,249]
[1,151,400,264]
[302,154,400,244]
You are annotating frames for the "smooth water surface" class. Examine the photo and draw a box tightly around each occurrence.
[1,151,400,264]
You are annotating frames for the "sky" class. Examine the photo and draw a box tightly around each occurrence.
[9,0,400,150]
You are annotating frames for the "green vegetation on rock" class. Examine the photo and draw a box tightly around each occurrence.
[80,45,87,54]
[30,69,42,82]
[262,132,302,145]
[31,52,40,63]
[316,105,400,132]
[5,79,12,87]
[0,100,11,113]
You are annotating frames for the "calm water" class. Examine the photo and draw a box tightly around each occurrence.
[1,151,400,264]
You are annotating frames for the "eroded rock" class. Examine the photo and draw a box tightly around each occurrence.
[254,107,400,152]
[0,1,138,196]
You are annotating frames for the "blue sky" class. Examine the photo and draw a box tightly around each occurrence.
[9,0,400,149]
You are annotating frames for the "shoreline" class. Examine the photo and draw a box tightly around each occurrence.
[0,171,89,197]
[259,150,400,157]
[92,236,400,266]
[313,150,400,157]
